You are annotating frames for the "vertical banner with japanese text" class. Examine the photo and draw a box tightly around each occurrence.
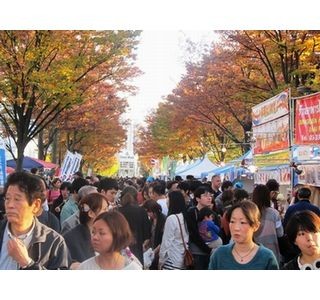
[295,92,320,145]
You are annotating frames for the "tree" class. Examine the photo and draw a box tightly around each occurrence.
[0,30,141,170]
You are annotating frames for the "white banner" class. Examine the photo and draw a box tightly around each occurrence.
[60,151,82,181]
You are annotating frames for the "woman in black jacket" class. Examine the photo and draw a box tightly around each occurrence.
[143,199,166,269]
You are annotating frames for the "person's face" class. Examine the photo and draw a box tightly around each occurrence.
[211,177,222,190]
[5,185,41,227]
[61,187,70,199]
[102,188,118,203]
[90,200,109,219]
[54,180,62,188]
[229,208,259,244]
[270,190,279,201]
[148,187,156,200]
[146,210,156,220]
[91,219,113,254]
[197,192,212,208]
[295,230,320,257]
[204,215,213,221]
[171,183,179,191]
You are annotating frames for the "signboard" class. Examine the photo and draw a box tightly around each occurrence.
[60,151,82,181]
[295,92,320,145]
[254,166,291,185]
[296,164,320,186]
[252,91,289,126]
[253,115,289,154]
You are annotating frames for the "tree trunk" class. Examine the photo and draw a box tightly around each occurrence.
[51,129,58,164]
[38,130,44,160]
[16,142,25,171]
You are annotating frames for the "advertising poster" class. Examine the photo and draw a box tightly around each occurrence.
[295,92,320,145]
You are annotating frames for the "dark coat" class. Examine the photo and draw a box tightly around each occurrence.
[63,224,94,263]
[118,204,151,265]
[0,217,70,269]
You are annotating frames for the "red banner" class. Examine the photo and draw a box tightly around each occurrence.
[295,93,320,144]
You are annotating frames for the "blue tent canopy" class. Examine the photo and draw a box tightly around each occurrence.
[6,156,43,170]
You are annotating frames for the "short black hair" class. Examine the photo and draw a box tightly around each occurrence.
[70,177,89,194]
[4,171,45,205]
[266,179,280,192]
[297,187,311,200]
[98,178,119,192]
[198,207,214,222]
[286,210,320,244]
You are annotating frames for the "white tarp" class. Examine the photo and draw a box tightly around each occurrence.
[175,156,218,179]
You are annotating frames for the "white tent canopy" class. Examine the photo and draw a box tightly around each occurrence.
[175,156,218,179]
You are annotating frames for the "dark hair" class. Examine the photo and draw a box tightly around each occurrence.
[221,180,233,191]
[266,179,280,192]
[150,181,166,195]
[120,186,138,206]
[286,210,320,244]
[233,188,249,203]
[188,180,202,192]
[174,175,183,182]
[30,167,38,174]
[167,190,187,217]
[226,200,260,227]
[252,184,271,213]
[177,181,190,193]
[221,190,234,207]
[198,207,214,222]
[74,171,84,178]
[143,199,163,216]
[94,211,133,252]
[186,175,195,180]
[4,172,45,205]
[193,185,211,200]
[70,177,89,194]
[166,180,178,190]
[98,178,119,192]
[51,177,61,185]
[60,181,72,191]
[79,193,108,224]
[297,187,311,200]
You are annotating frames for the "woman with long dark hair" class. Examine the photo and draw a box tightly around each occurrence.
[159,190,189,270]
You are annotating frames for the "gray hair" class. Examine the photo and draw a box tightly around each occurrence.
[78,185,97,201]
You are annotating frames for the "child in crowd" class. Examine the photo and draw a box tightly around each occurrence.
[198,207,222,253]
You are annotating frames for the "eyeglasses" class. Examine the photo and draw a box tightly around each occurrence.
[201,193,213,198]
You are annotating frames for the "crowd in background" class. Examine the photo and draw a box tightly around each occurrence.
[0,169,320,270]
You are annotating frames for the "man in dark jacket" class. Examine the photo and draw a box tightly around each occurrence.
[0,172,70,270]
[283,187,320,229]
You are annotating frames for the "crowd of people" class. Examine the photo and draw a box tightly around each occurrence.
[0,170,320,270]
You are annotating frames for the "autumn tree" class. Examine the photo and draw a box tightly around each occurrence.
[138,31,320,165]
[0,30,141,170]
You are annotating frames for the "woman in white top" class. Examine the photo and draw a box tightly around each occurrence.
[159,190,189,270]
[78,211,142,270]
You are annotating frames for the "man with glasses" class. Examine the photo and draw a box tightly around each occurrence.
[186,186,218,270]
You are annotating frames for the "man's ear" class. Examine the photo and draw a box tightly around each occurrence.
[32,198,42,214]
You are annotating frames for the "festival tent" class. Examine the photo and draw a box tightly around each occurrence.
[32,158,59,170]
[206,150,253,182]
[6,156,58,171]
[175,156,218,179]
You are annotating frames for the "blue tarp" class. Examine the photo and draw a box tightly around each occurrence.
[6,156,43,170]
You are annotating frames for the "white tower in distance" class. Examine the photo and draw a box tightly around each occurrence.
[118,122,137,177]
